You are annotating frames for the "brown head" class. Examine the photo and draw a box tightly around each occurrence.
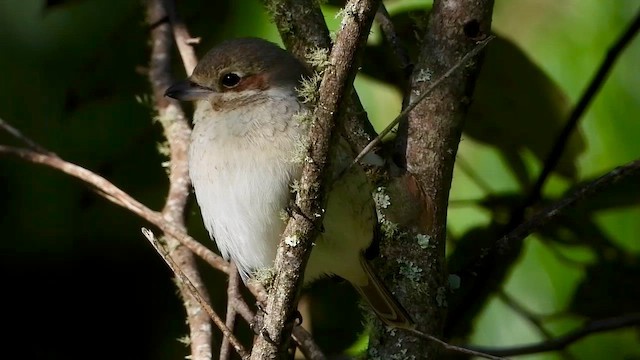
[165,38,308,105]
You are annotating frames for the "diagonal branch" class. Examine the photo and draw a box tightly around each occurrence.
[142,229,249,359]
[353,35,493,165]
[250,0,381,358]
[469,313,640,357]
[497,158,640,251]
[0,144,229,272]
[0,141,326,359]
[526,11,640,205]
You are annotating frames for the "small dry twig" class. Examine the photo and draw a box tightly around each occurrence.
[220,262,240,360]
[353,35,494,165]
[142,228,249,359]
[497,158,640,252]
[403,328,508,360]
[161,0,198,74]
[469,313,640,357]
[375,3,413,76]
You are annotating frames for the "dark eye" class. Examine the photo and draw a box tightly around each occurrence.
[221,73,241,88]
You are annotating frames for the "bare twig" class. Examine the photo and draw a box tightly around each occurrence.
[403,328,507,360]
[1,73,328,360]
[220,262,240,360]
[353,35,494,165]
[147,1,212,359]
[0,145,229,273]
[497,159,640,252]
[375,3,413,76]
[455,156,494,195]
[0,117,53,155]
[142,228,249,359]
[162,0,198,74]
[250,1,381,358]
[526,11,640,205]
[498,292,578,360]
[469,313,640,357]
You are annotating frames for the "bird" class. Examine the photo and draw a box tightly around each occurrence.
[165,37,413,329]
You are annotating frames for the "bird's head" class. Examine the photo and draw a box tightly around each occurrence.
[165,38,308,109]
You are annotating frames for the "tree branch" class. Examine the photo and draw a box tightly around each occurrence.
[146,1,212,359]
[469,313,640,357]
[261,0,378,158]
[0,144,229,269]
[353,35,493,165]
[142,229,249,359]
[220,262,240,360]
[497,158,640,251]
[404,329,506,360]
[161,0,199,75]
[446,3,640,341]
[371,0,495,358]
[250,0,381,358]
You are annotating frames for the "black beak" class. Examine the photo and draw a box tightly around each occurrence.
[164,80,214,101]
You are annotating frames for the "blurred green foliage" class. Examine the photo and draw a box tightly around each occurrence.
[0,0,638,359]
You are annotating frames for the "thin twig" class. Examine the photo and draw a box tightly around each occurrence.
[147,1,212,358]
[0,145,229,273]
[220,262,240,360]
[455,155,494,195]
[352,35,494,165]
[0,113,329,360]
[498,292,578,360]
[142,228,250,359]
[498,159,640,252]
[403,328,507,360]
[469,313,640,357]
[525,11,640,209]
[375,3,413,76]
[0,117,53,155]
[162,0,198,74]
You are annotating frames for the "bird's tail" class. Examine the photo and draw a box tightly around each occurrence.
[355,255,415,329]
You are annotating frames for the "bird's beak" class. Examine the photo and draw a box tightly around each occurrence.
[164,80,214,101]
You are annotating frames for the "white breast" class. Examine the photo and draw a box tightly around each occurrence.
[188,89,305,280]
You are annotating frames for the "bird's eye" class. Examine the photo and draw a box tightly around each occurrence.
[221,73,242,88]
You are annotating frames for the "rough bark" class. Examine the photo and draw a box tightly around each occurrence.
[368,0,495,358]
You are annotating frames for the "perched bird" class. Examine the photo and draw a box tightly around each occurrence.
[165,37,412,328]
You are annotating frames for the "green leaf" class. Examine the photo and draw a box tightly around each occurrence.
[465,36,586,185]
